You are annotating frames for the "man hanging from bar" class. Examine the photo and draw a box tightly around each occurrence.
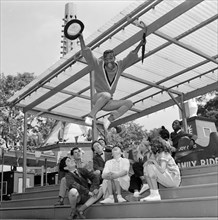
[78,33,145,131]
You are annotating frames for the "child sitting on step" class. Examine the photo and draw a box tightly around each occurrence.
[140,136,181,202]
[61,156,103,219]
[100,145,130,203]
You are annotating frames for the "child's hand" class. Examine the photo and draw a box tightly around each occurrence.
[111,173,119,179]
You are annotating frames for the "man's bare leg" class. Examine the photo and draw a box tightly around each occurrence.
[102,99,133,130]
[85,92,111,125]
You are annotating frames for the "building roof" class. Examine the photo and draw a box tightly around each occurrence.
[8,0,218,129]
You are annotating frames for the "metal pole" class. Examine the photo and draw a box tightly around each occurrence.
[180,94,188,132]
[45,158,47,185]
[41,166,44,186]
[90,71,98,141]
[0,149,4,204]
[22,112,28,192]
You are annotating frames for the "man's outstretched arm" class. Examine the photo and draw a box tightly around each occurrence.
[78,34,97,66]
[78,34,86,50]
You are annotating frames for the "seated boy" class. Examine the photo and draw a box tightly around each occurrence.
[55,147,91,206]
[61,156,103,219]
[100,145,130,203]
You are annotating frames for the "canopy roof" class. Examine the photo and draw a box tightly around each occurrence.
[8,0,218,129]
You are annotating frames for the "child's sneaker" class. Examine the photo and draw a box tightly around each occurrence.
[117,195,126,203]
[140,194,161,201]
[100,196,114,204]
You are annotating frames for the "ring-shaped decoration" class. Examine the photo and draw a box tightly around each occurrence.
[64,19,84,40]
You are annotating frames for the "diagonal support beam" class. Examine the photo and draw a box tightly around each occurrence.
[154,31,218,65]
[122,72,182,95]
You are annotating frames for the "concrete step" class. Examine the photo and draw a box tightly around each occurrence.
[180,172,217,186]
[1,196,217,219]
[10,182,218,205]
[3,218,218,220]
[180,164,218,176]
[25,184,60,193]
[22,164,218,194]
[13,170,218,201]
[3,183,218,208]
[25,184,59,193]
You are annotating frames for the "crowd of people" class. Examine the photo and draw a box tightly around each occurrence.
[54,119,197,219]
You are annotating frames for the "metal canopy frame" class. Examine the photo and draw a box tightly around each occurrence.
[8,0,218,129]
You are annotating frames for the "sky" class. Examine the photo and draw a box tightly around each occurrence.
[0,0,179,132]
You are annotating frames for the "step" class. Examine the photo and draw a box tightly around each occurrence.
[1,196,217,219]
[180,172,217,186]
[22,164,217,194]
[12,170,218,201]
[86,196,218,219]
[9,182,218,206]
[180,164,218,176]
[3,218,218,220]
[25,184,60,193]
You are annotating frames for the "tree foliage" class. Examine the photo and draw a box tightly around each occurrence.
[106,122,149,150]
[0,72,56,155]
[197,91,218,130]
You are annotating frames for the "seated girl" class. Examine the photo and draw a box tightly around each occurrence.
[140,136,181,201]
[100,145,130,203]
[128,139,152,197]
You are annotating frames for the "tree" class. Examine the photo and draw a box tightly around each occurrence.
[106,122,149,151]
[0,72,56,155]
[197,91,218,130]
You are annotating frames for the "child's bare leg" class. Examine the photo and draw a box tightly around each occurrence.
[78,187,103,214]
[114,180,126,203]
[100,180,115,204]
[140,165,161,201]
[68,188,79,217]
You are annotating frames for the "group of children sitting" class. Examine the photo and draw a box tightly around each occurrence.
[56,119,197,219]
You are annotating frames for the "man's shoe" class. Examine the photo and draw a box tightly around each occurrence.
[139,184,149,194]
[100,197,114,204]
[103,117,111,131]
[117,195,126,203]
[140,194,161,201]
[54,197,64,206]
[85,116,93,125]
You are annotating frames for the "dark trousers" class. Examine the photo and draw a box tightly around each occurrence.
[128,161,144,193]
